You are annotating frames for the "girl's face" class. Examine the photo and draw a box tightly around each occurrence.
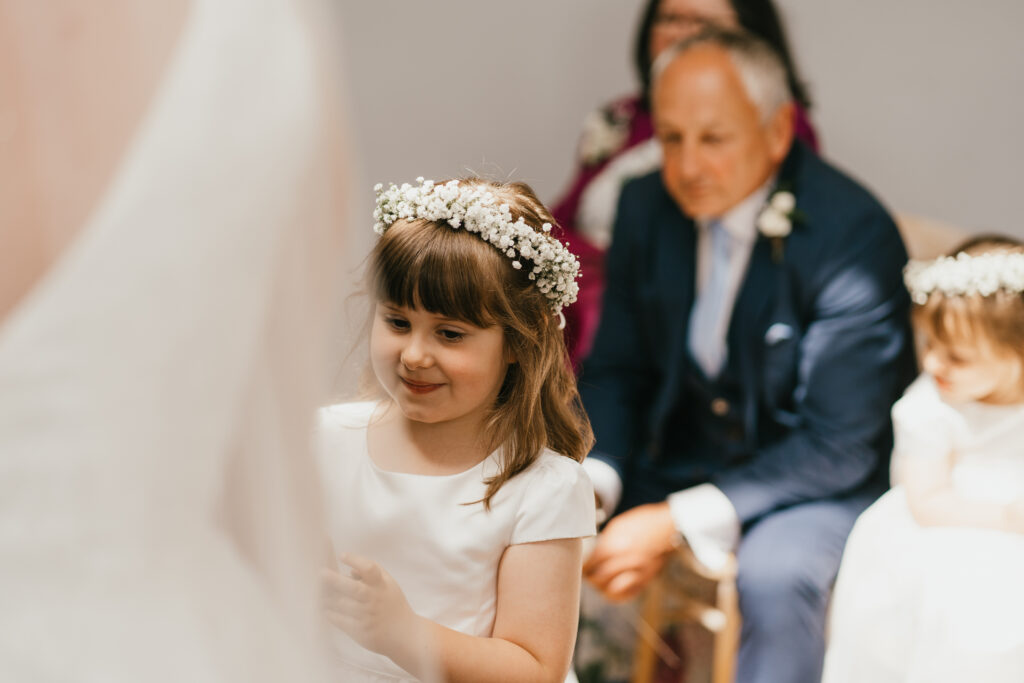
[649,0,738,63]
[371,302,512,427]
[921,336,1024,404]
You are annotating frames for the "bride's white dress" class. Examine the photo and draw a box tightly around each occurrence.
[0,1,345,680]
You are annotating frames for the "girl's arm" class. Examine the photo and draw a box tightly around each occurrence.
[324,537,583,683]
[901,453,1024,534]
[420,538,582,682]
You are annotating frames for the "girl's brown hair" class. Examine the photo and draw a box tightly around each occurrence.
[913,235,1024,367]
[368,178,594,506]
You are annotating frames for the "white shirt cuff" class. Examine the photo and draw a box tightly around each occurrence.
[582,458,621,524]
[667,483,740,573]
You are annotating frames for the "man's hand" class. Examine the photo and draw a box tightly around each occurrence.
[582,501,677,602]
[321,554,423,659]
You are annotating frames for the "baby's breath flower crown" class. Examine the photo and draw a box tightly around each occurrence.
[904,251,1024,305]
[373,178,581,314]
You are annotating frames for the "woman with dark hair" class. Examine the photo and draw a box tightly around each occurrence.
[554,0,817,369]
[634,0,814,118]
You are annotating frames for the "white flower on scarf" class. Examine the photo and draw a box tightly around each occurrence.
[578,107,630,167]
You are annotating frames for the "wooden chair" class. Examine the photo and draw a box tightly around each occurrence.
[630,547,741,683]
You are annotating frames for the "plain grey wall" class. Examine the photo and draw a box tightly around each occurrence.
[778,0,1024,236]
[338,0,642,254]
[339,0,1024,243]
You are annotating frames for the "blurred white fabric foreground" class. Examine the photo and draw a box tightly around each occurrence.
[0,0,346,680]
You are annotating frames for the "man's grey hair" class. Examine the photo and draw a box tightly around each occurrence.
[651,27,792,122]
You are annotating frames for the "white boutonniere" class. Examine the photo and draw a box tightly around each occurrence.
[757,189,798,262]
[578,104,631,167]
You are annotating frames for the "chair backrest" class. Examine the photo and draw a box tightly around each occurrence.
[893,212,971,376]
[894,211,967,260]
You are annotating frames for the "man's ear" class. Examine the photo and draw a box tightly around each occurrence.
[766,101,796,164]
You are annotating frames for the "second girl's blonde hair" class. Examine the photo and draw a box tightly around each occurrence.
[913,235,1024,367]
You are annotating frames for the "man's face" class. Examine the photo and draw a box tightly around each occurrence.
[654,45,792,219]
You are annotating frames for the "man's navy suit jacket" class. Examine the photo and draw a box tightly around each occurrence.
[579,141,918,524]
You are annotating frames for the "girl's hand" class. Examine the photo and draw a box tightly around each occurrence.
[321,554,421,658]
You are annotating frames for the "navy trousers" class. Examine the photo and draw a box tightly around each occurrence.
[733,492,873,683]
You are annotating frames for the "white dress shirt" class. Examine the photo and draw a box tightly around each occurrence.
[584,178,775,572]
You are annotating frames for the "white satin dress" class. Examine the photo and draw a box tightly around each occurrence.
[0,1,346,680]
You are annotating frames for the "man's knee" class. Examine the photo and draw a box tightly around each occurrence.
[736,548,831,628]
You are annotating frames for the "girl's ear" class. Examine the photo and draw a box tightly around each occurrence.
[504,345,517,365]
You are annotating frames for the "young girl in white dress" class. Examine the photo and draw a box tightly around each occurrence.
[317,178,597,682]
[823,236,1024,683]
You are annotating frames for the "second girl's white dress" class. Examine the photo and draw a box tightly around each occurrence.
[318,401,597,682]
[823,375,1024,683]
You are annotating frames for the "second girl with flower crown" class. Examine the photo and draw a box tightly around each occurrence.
[824,236,1024,683]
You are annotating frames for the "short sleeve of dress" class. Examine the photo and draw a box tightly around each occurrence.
[315,401,377,480]
[509,452,597,546]
[890,375,956,484]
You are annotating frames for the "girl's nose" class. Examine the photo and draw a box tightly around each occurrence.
[400,335,433,370]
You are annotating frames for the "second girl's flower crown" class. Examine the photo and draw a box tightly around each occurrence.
[373,178,581,313]
[904,251,1024,304]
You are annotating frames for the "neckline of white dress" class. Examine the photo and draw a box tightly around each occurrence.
[363,400,500,479]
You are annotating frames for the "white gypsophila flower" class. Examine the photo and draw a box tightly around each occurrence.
[578,108,630,166]
[770,191,796,213]
[904,252,1024,304]
[756,208,791,238]
[373,178,581,313]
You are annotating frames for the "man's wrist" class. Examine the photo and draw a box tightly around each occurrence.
[665,485,740,573]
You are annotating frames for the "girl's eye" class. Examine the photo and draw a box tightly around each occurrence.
[944,345,973,365]
[384,316,409,331]
[439,329,464,342]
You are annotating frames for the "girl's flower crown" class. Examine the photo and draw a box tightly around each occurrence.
[904,251,1024,304]
[373,178,581,314]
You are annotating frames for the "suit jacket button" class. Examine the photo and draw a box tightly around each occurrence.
[711,398,730,416]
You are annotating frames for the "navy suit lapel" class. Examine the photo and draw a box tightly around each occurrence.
[656,212,696,342]
[731,238,777,359]
[728,238,780,450]
[729,144,805,448]
[648,206,696,448]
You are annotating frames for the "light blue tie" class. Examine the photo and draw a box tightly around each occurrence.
[688,220,732,378]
